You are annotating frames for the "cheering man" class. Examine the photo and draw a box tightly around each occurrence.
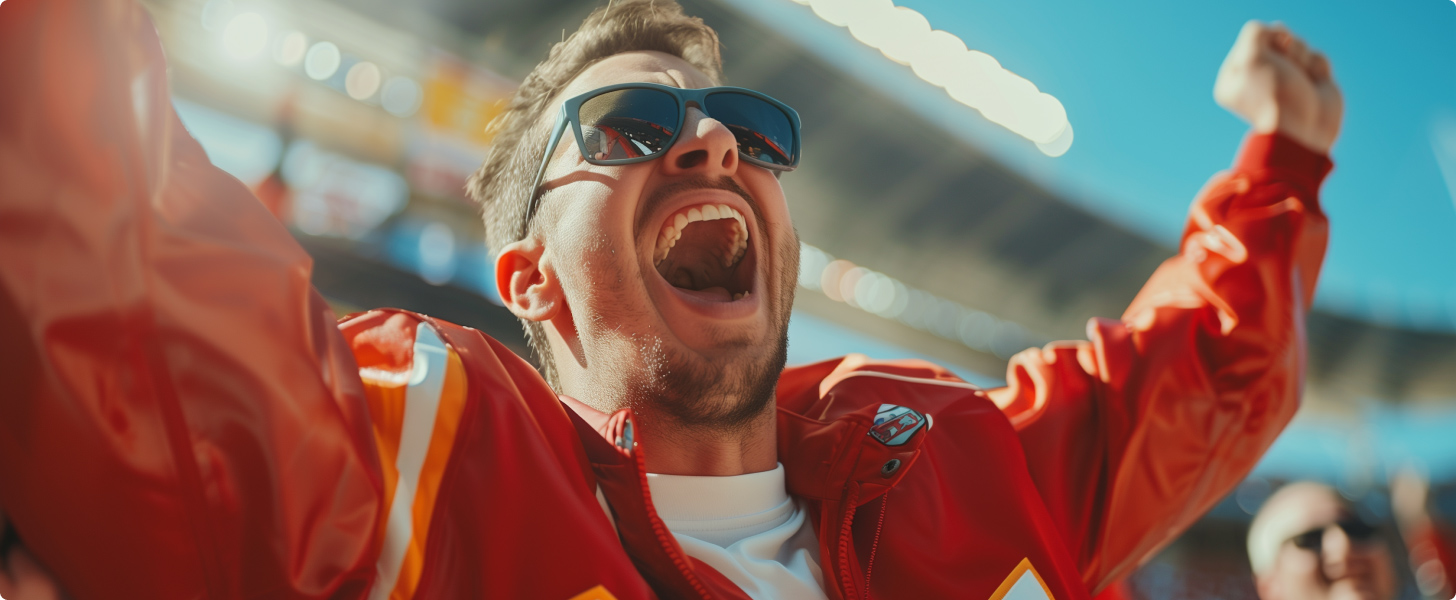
[0,0,1340,598]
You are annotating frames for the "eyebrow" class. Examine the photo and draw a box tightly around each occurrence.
[635,73,683,89]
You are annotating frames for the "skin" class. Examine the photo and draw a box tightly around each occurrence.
[495,51,797,476]
[497,19,1344,478]
[1252,484,1399,600]
[0,19,1348,599]
[1215,21,1344,154]
[0,513,64,600]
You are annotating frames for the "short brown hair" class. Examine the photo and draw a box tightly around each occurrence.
[466,0,724,386]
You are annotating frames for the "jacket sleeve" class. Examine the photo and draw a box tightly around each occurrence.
[0,1,383,598]
[986,133,1332,593]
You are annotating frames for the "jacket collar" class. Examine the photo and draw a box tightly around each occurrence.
[558,392,926,509]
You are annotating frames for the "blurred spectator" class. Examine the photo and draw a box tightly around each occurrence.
[1391,468,1456,599]
[1247,482,1399,600]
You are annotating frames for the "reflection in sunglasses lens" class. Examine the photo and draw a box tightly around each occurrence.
[578,89,679,161]
[704,92,795,167]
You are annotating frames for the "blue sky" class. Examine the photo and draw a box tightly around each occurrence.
[900,0,1456,332]
[746,0,1456,332]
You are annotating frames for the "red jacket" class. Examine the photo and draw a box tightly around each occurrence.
[0,1,1330,599]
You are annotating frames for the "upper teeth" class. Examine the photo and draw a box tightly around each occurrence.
[653,203,749,268]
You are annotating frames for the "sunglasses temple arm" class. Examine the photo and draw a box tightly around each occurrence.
[518,110,571,241]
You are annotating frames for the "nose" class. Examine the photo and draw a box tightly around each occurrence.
[660,106,739,177]
[1321,525,1352,579]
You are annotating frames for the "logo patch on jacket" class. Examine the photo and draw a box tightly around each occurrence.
[869,404,926,446]
[989,558,1055,600]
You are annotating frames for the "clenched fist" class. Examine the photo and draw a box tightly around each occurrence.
[1215,21,1343,154]
[0,513,67,600]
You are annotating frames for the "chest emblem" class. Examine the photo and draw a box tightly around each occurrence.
[869,404,927,446]
[989,558,1055,600]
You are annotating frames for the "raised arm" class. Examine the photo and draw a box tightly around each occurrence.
[987,21,1341,593]
[0,0,382,597]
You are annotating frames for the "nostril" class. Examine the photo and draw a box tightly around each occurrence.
[676,149,707,169]
[720,148,734,169]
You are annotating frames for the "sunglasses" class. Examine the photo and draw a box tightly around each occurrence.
[519,82,802,239]
[1287,518,1381,554]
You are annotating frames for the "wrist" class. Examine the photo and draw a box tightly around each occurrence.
[1271,120,1335,155]
[1247,109,1334,156]
[1235,131,1334,198]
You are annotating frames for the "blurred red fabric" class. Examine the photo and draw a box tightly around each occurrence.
[0,1,381,597]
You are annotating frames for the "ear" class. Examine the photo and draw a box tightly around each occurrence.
[495,237,564,323]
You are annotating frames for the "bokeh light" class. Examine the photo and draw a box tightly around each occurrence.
[199,0,236,32]
[876,7,930,66]
[418,222,457,285]
[345,62,382,100]
[381,76,423,118]
[274,31,307,67]
[797,0,1072,155]
[796,242,1044,359]
[304,41,341,80]
[221,12,268,60]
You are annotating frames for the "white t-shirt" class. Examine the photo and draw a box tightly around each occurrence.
[638,464,829,600]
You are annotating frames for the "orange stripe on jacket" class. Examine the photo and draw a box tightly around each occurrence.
[389,344,468,600]
[362,374,407,555]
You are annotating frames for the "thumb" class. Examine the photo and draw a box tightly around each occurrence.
[3,546,65,600]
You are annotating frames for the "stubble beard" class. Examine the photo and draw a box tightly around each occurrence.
[626,178,799,433]
[632,298,792,432]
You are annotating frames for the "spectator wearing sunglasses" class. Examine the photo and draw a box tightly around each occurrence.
[1248,482,1400,600]
[0,1,1343,599]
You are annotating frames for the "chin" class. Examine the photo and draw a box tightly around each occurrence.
[625,325,787,430]
[1327,579,1392,600]
[607,175,800,426]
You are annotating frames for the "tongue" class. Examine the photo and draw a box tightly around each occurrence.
[675,286,732,302]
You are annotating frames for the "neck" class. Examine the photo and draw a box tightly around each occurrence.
[632,403,779,476]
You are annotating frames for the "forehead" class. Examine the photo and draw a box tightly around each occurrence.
[559,51,716,100]
[1264,486,1348,539]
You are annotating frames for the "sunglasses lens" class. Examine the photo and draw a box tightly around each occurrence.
[1339,519,1378,542]
[1292,530,1323,551]
[578,88,680,162]
[704,92,796,167]
[1290,519,1381,554]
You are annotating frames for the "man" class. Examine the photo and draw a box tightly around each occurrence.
[0,0,1340,598]
[1247,482,1400,600]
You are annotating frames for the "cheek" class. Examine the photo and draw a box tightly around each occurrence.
[554,216,651,319]
[756,176,791,220]
[1365,548,1398,586]
[1277,548,1324,581]
[739,171,792,237]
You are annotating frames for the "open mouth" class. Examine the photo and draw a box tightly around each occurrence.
[651,203,755,303]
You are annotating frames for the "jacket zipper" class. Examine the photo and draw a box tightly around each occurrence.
[629,430,716,599]
[862,495,889,599]
[835,486,862,600]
